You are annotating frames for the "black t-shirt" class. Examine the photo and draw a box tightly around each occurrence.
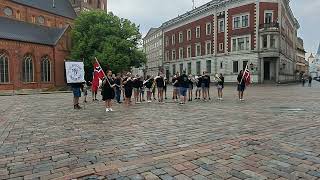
[145,79,153,89]
[178,74,189,88]
[237,74,245,86]
[132,78,140,88]
[103,77,114,90]
[138,80,143,88]
[202,75,210,87]
[196,77,202,87]
[172,77,179,87]
[124,78,133,90]
[218,76,224,86]
[156,77,164,88]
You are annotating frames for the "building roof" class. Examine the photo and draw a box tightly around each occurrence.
[0,17,68,46]
[309,53,314,59]
[143,27,159,40]
[11,0,77,19]
[317,43,320,56]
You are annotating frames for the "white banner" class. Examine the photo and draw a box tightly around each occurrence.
[65,61,85,83]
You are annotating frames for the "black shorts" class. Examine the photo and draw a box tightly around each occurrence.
[125,89,133,98]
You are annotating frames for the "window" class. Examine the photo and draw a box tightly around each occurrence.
[243,61,248,70]
[206,23,212,35]
[31,15,36,23]
[220,62,223,69]
[206,60,211,74]
[242,15,249,27]
[264,11,273,24]
[233,14,250,29]
[172,64,176,74]
[37,16,45,25]
[187,29,192,40]
[16,10,21,20]
[219,43,224,52]
[171,34,175,45]
[187,46,192,58]
[187,62,192,75]
[165,51,170,61]
[22,54,34,82]
[196,61,201,75]
[205,41,211,55]
[270,35,276,48]
[165,36,169,47]
[196,26,201,38]
[179,32,183,43]
[263,35,268,48]
[47,19,51,27]
[0,52,9,83]
[179,63,184,74]
[3,7,13,16]
[172,50,176,60]
[41,56,51,82]
[219,19,225,33]
[195,44,201,56]
[231,36,251,51]
[179,48,184,59]
[233,61,239,73]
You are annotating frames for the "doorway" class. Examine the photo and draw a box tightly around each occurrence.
[264,61,270,80]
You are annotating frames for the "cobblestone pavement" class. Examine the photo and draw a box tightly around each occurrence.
[0,82,320,180]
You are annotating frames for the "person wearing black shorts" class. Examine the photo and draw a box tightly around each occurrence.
[123,75,133,106]
[101,70,115,112]
[156,75,165,103]
[178,71,189,104]
[237,70,246,101]
[195,75,202,99]
[202,72,210,101]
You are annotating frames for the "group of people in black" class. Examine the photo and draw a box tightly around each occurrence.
[72,70,251,111]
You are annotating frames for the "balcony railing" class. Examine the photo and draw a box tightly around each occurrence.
[259,22,279,30]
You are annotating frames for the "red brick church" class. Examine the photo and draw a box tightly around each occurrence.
[0,0,107,91]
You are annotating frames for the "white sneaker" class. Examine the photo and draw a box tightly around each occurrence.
[109,108,114,112]
[106,108,110,112]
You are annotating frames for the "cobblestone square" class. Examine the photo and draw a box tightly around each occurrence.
[0,83,320,180]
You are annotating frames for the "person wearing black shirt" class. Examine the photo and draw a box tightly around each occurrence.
[123,75,134,106]
[195,75,202,99]
[216,73,224,100]
[138,76,144,102]
[172,74,179,102]
[178,71,189,104]
[156,75,165,102]
[132,75,140,104]
[201,72,210,101]
[144,75,153,103]
[102,70,116,112]
[114,74,122,104]
[164,77,168,100]
[237,70,246,101]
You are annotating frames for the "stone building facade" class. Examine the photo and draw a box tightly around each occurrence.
[161,0,300,83]
[70,0,107,15]
[0,0,76,91]
[143,28,163,76]
[295,37,308,75]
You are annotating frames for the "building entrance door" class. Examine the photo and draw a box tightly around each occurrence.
[264,61,271,80]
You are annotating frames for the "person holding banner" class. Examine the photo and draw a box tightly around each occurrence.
[237,70,246,101]
[71,83,82,109]
[102,70,116,112]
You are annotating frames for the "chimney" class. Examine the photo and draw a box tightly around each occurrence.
[52,0,55,8]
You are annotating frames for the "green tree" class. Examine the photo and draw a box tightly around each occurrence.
[70,11,146,76]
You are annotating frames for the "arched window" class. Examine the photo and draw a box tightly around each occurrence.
[3,7,13,17]
[16,10,21,20]
[22,54,34,82]
[0,52,9,83]
[41,56,51,82]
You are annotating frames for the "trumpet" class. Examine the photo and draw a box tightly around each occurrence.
[214,74,222,82]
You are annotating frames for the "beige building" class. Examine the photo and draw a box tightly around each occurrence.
[143,27,163,76]
[295,37,308,75]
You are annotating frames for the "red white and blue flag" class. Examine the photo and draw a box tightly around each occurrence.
[243,65,251,86]
[92,59,105,91]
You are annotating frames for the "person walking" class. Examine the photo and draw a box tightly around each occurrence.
[308,76,312,87]
[217,73,224,100]
[237,70,246,101]
[114,73,122,104]
[102,70,115,112]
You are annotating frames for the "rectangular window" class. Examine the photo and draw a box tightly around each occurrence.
[179,32,183,43]
[263,35,268,48]
[172,34,175,45]
[233,16,240,29]
[172,64,176,74]
[219,43,224,52]
[233,61,239,73]
[165,36,169,47]
[245,37,250,50]
[205,41,211,55]
[196,61,201,75]
[206,23,212,35]
[187,46,192,58]
[187,62,192,75]
[265,11,273,24]
[243,61,248,70]
[270,35,276,48]
[179,63,184,74]
[242,15,249,27]
[179,48,184,59]
[238,38,245,50]
[195,44,201,56]
[196,26,201,38]
[187,29,192,40]
[232,36,251,52]
[206,60,211,74]
[232,39,237,52]
[172,50,176,60]
[219,19,225,33]
[166,51,170,61]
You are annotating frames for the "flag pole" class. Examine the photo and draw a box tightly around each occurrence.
[240,64,248,85]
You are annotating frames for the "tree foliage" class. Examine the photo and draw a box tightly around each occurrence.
[70,11,146,77]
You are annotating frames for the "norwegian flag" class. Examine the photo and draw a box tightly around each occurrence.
[92,59,105,90]
[242,65,251,86]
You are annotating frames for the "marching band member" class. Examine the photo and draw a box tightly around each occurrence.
[216,73,224,100]
[139,76,145,102]
[172,74,179,102]
[123,73,134,106]
[144,75,153,103]
[188,75,194,101]
[155,74,165,103]
[114,73,122,104]
[202,71,210,101]
[133,75,140,104]
[195,75,202,100]
[178,71,189,104]
[101,70,116,112]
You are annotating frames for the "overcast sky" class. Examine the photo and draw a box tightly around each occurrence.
[108,0,320,54]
